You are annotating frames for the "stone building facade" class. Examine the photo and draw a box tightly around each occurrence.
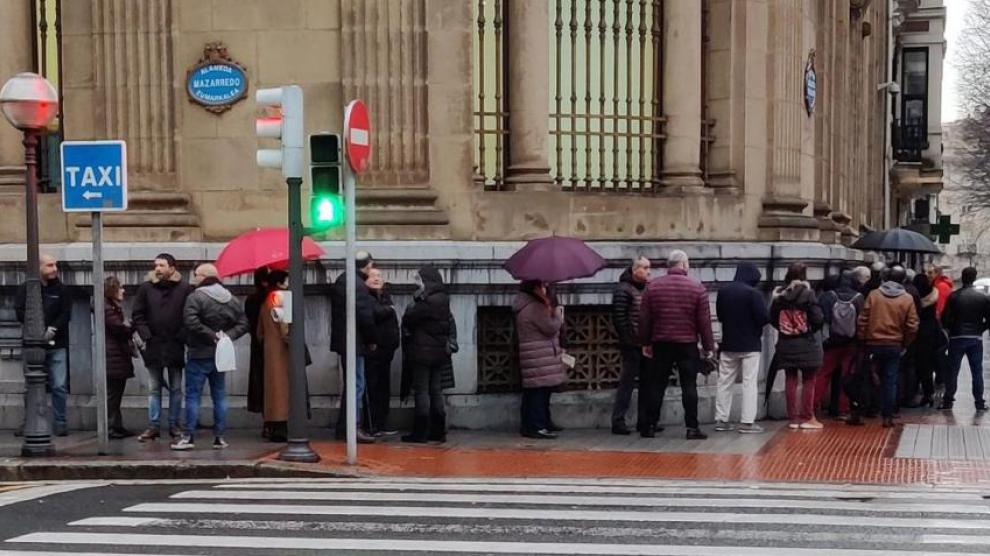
[0,1,942,431]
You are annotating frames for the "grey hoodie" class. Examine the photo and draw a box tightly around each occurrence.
[183,281,249,360]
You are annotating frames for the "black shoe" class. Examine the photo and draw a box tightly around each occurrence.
[686,428,708,440]
[521,429,557,440]
[109,428,134,439]
[640,426,656,438]
[938,401,954,411]
[402,416,430,444]
[428,413,447,443]
[882,417,896,428]
[977,402,988,412]
[546,421,563,433]
[612,423,632,436]
[846,415,865,426]
[53,422,68,437]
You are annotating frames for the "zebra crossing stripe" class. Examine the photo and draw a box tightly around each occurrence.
[121,502,990,529]
[170,489,990,514]
[212,482,987,500]
[5,532,988,556]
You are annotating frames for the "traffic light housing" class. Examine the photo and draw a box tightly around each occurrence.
[309,133,344,230]
[255,86,304,179]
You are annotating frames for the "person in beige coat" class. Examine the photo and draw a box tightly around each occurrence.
[258,270,291,442]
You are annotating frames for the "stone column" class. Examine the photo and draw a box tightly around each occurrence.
[758,0,819,241]
[0,2,35,173]
[504,1,553,190]
[661,0,705,191]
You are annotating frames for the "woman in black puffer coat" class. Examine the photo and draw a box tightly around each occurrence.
[400,266,454,443]
[104,276,135,439]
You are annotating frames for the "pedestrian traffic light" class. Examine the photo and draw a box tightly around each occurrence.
[309,133,344,230]
[255,85,304,179]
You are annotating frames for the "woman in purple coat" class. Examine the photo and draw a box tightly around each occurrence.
[514,280,567,439]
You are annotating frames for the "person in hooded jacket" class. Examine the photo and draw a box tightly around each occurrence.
[104,276,135,439]
[172,264,249,451]
[610,256,651,435]
[515,280,567,439]
[714,263,769,434]
[857,266,919,427]
[770,263,825,430]
[400,266,455,443]
[908,273,943,408]
[814,270,863,419]
[366,267,400,436]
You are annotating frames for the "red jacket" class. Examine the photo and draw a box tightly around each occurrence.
[638,268,715,351]
[932,275,954,318]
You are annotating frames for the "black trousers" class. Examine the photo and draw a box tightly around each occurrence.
[107,377,128,432]
[365,352,395,431]
[645,342,700,430]
[521,386,553,433]
[612,347,643,427]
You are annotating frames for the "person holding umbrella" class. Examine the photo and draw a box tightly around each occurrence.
[257,270,292,442]
[514,280,567,439]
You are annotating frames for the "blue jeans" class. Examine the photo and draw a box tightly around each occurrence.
[867,346,902,418]
[335,355,367,432]
[183,358,227,439]
[946,337,985,404]
[148,366,183,430]
[45,348,68,425]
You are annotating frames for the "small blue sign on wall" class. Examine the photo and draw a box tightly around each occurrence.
[61,140,128,213]
[186,42,249,114]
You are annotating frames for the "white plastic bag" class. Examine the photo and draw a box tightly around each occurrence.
[215,332,237,373]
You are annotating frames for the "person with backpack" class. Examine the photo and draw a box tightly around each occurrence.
[857,266,919,427]
[814,270,863,419]
[770,263,825,430]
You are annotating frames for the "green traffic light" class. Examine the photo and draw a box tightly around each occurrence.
[311,194,345,229]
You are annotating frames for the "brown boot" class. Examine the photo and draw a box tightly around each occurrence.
[137,428,160,442]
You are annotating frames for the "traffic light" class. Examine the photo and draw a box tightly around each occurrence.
[309,133,344,230]
[255,85,304,179]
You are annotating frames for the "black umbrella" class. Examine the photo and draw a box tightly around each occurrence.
[851,228,941,254]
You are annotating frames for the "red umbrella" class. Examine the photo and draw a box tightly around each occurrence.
[215,228,325,278]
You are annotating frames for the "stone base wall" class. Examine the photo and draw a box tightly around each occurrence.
[0,240,859,431]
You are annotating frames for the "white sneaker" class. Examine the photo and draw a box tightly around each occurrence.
[714,421,734,432]
[213,436,229,450]
[738,423,765,434]
[170,435,194,451]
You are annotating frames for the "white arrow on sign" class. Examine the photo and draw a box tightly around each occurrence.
[82,191,103,200]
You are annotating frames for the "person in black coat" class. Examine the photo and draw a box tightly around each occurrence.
[714,263,768,433]
[131,254,195,442]
[329,251,378,443]
[908,273,943,408]
[365,267,400,436]
[244,267,270,436]
[14,254,72,436]
[400,266,454,443]
[610,257,651,435]
[104,276,135,439]
[940,267,990,411]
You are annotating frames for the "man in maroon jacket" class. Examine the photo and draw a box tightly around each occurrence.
[638,250,714,440]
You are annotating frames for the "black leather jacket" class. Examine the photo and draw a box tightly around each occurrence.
[942,286,990,338]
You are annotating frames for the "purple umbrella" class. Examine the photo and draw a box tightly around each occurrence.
[503,236,606,283]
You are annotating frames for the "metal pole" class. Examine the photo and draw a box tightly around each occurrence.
[20,129,54,457]
[280,176,320,463]
[344,160,357,465]
[92,211,108,455]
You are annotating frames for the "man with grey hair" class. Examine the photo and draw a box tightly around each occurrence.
[851,266,872,293]
[638,250,714,439]
[610,256,651,435]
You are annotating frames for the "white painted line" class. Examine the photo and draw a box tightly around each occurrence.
[122,502,990,529]
[212,482,986,501]
[0,483,99,508]
[68,517,161,527]
[0,552,189,556]
[5,532,987,556]
[350,128,369,146]
[171,489,990,514]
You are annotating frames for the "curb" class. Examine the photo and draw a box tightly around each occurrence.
[0,458,367,481]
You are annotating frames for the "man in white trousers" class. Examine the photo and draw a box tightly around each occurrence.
[714,263,769,433]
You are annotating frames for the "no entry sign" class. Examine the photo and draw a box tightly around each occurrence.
[344,100,371,173]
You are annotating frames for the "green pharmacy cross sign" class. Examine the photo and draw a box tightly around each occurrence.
[930,214,960,244]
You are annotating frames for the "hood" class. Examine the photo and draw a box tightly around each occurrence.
[417,265,445,295]
[775,280,812,302]
[198,283,233,304]
[512,292,544,314]
[619,268,647,290]
[147,270,183,285]
[733,263,761,287]
[879,281,906,298]
[921,288,939,308]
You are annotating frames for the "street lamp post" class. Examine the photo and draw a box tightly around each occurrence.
[1,72,60,457]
